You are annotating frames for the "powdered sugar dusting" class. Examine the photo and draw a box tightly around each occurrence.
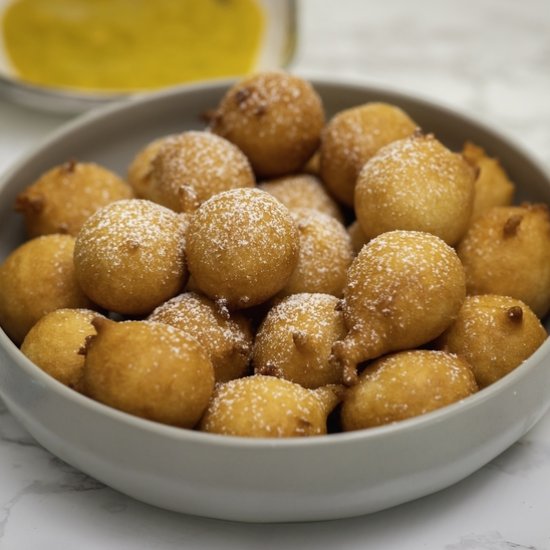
[149,291,252,381]
[320,102,417,204]
[457,204,550,318]
[210,72,324,177]
[213,72,322,141]
[323,105,386,169]
[190,188,296,268]
[280,208,352,297]
[457,205,526,282]
[186,188,299,306]
[259,174,343,222]
[47,234,77,285]
[345,230,465,333]
[452,295,512,365]
[135,320,206,358]
[17,161,132,236]
[253,293,345,387]
[74,199,186,300]
[76,200,183,277]
[200,374,329,437]
[438,294,547,387]
[260,293,340,334]
[356,134,474,244]
[346,350,477,427]
[149,131,254,211]
[360,134,471,202]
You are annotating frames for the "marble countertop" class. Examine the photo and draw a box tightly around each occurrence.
[1,0,550,548]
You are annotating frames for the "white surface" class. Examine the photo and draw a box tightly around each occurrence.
[1,0,550,547]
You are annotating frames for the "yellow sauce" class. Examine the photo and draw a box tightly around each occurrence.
[2,0,265,92]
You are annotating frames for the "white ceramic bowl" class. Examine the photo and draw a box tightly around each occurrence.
[0,78,549,523]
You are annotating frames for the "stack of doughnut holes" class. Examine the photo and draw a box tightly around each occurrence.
[0,71,548,438]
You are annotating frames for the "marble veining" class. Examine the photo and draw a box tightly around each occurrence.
[445,532,538,550]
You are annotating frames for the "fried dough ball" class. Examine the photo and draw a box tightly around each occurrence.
[462,141,515,222]
[74,199,187,315]
[347,220,367,255]
[303,149,320,176]
[259,174,343,222]
[15,161,133,237]
[254,293,346,388]
[127,135,175,199]
[148,292,253,382]
[332,230,466,385]
[355,134,475,245]
[20,309,103,391]
[147,131,255,213]
[341,350,478,431]
[320,102,418,206]
[83,319,214,427]
[210,71,325,178]
[199,375,342,437]
[437,295,547,388]
[178,212,190,239]
[279,208,353,298]
[457,204,550,317]
[186,188,299,309]
[0,234,93,344]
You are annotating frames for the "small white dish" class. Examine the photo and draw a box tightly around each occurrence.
[0,0,296,113]
[0,78,549,522]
